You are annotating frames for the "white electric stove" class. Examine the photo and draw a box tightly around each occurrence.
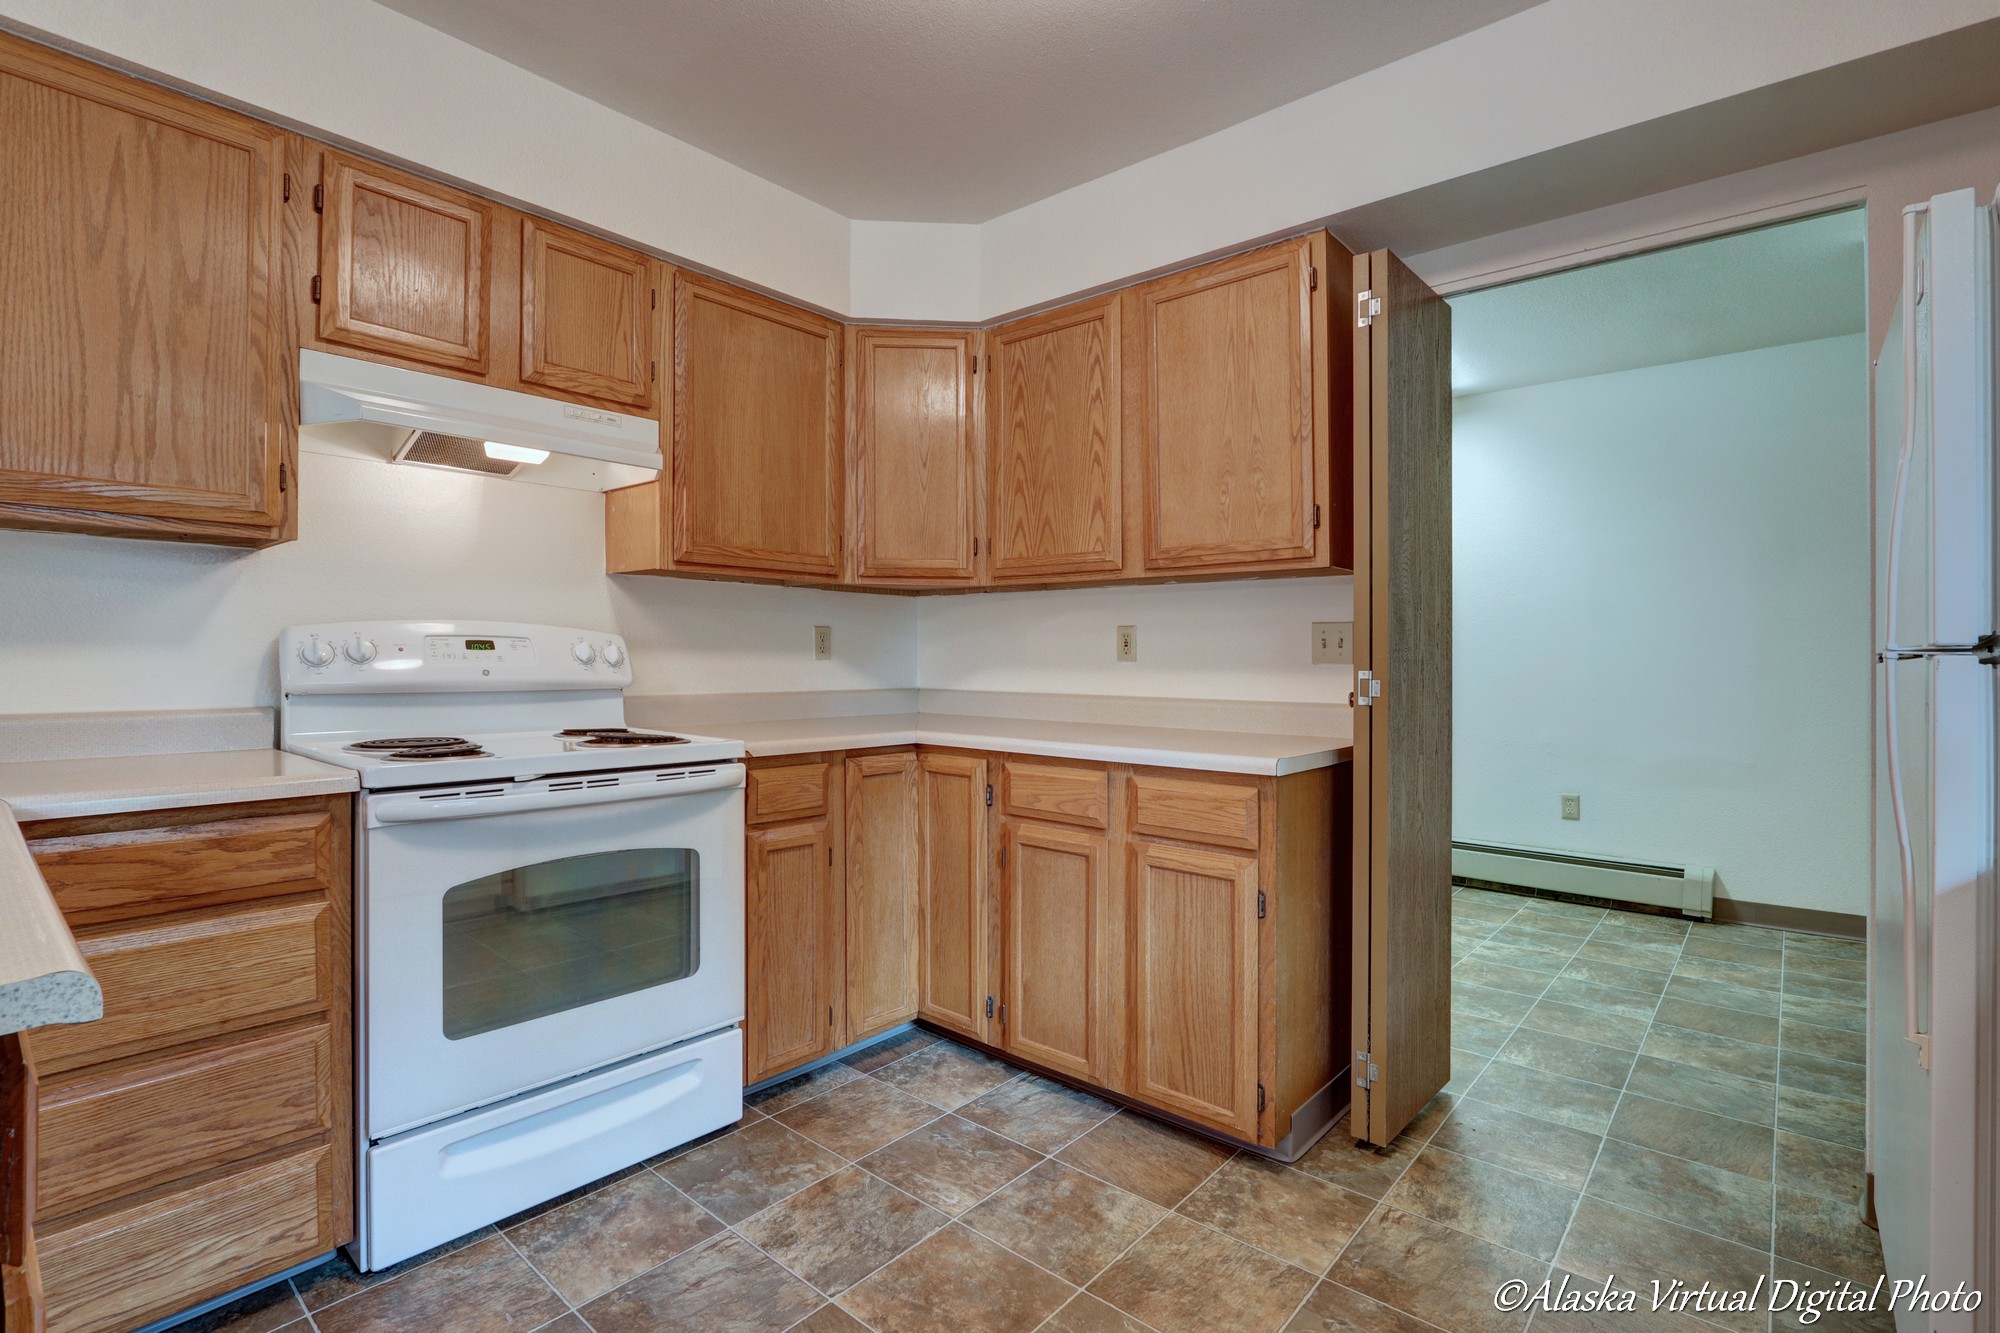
[279,621,747,1271]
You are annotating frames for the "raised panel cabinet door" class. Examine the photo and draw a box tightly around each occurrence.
[672,274,843,578]
[317,149,492,373]
[916,754,990,1041]
[746,820,840,1083]
[520,217,654,408]
[844,754,920,1041]
[987,297,1124,580]
[1126,840,1261,1139]
[1350,248,1452,1146]
[1000,821,1106,1082]
[849,328,977,583]
[1138,236,1330,571]
[0,36,287,536]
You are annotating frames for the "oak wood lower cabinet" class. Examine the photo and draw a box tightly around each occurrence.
[999,818,1110,1084]
[916,754,991,1043]
[16,795,352,1333]
[844,754,921,1043]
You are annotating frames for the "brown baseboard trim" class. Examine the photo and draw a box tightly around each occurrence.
[1710,897,1865,939]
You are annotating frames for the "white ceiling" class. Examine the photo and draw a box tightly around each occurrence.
[371,0,1541,223]
[1449,209,1868,397]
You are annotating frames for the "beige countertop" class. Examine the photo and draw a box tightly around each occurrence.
[0,806,101,1035]
[0,748,358,822]
[710,712,1350,776]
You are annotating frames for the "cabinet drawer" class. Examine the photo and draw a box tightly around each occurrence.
[1000,761,1109,829]
[27,899,332,1075]
[1128,775,1261,850]
[39,1143,336,1333]
[746,762,830,824]
[38,1023,333,1221]
[29,805,337,925]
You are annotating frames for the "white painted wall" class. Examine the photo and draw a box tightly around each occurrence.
[1453,334,1872,914]
[849,221,982,323]
[915,579,1350,704]
[0,453,917,714]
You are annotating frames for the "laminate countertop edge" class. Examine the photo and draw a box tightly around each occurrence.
[0,804,101,1036]
[0,749,359,822]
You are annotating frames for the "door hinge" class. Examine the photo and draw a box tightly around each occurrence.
[1355,670,1382,707]
[310,274,322,305]
[986,995,995,1019]
[282,172,292,203]
[1356,1050,1379,1087]
[1257,890,1266,920]
[1307,265,1318,292]
[1311,503,1321,530]
[1257,1083,1267,1112]
[312,183,324,214]
[985,783,994,807]
[1357,289,1381,328]
[278,462,288,493]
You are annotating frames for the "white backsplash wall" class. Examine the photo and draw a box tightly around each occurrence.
[915,578,1351,704]
[1454,333,1871,916]
[0,452,918,714]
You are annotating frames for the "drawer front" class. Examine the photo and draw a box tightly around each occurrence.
[40,1143,335,1333]
[27,899,332,1075]
[30,806,336,925]
[1001,761,1109,829]
[38,1024,333,1221]
[1128,775,1261,850]
[746,761,830,824]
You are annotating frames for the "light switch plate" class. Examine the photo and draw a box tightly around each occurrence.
[1312,621,1353,665]
[1116,626,1137,662]
[813,626,832,660]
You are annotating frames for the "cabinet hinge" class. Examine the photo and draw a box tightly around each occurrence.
[651,288,658,310]
[986,355,992,373]
[999,1002,1006,1025]
[985,784,994,807]
[282,172,292,203]
[829,1005,834,1027]
[310,274,322,305]
[650,359,657,382]
[1307,265,1318,292]
[1356,1050,1380,1087]
[970,355,978,375]
[1257,890,1266,920]
[827,846,833,866]
[312,183,324,214]
[986,996,995,1019]
[972,537,980,557]
[278,462,288,493]
[1311,503,1321,530]
[1257,1083,1267,1112]
[999,847,1007,869]
[1357,289,1382,328]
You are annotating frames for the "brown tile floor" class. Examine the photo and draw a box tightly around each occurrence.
[213,889,1881,1333]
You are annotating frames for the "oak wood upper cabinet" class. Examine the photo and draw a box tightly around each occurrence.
[998,819,1110,1084]
[844,754,921,1042]
[916,754,991,1041]
[519,217,655,409]
[671,272,844,579]
[1125,838,1262,1140]
[316,149,493,374]
[1133,233,1346,574]
[848,328,979,585]
[0,34,291,547]
[746,816,842,1083]
[986,296,1128,582]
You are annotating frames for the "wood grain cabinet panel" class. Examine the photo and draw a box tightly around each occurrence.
[520,217,654,408]
[317,149,492,373]
[987,297,1125,581]
[1127,774,1260,851]
[916,754,990,1041]
[0,34,289,544]
[844,755,921,1041]
[37,1145,337,1333]
[848,328,978,584]
[1000,822,1107,1082]
[672,273,843,579]
[35,1024,332,1222]
[746,762,830,825]
[746,819,841,1082]
[1126,840,1261,1139]
[999,761,1109,830]
[1135,236,1332,572]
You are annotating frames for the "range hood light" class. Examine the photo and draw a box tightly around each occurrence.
[484,441,551,465]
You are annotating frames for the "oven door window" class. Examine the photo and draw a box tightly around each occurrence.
[441,848,699,1040]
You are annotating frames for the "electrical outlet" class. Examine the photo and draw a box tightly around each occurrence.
[1116,625,1137,662]
[813,625,832,660]
[1561,794,1581,821]
[1311,621,1353,665]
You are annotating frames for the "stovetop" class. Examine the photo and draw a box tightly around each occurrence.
[287,725,744,790]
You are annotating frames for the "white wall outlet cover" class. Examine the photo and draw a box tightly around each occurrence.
[1116,625,1137,662]
[813,625,832,660]
[1561,794,1582,821]
[1311,621,1353,665]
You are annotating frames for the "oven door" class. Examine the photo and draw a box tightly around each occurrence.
[359,764,745,1139]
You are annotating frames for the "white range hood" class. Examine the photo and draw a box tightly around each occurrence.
[298,349,662,493]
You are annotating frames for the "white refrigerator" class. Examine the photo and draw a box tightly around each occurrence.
[1871,185,1999,1333]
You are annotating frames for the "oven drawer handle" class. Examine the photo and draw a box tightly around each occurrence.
[370,765,745,824]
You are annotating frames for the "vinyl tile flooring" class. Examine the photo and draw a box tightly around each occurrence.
[196,889,1881,1333]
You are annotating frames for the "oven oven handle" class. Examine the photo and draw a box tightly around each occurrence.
[368,764,744,825]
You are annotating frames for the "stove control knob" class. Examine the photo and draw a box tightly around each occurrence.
[298,637,336,668]
[602,640,626,669]
[571,639,597,666]
[343,635,378,665]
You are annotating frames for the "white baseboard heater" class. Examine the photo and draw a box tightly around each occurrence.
[1452,841,1715,919]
